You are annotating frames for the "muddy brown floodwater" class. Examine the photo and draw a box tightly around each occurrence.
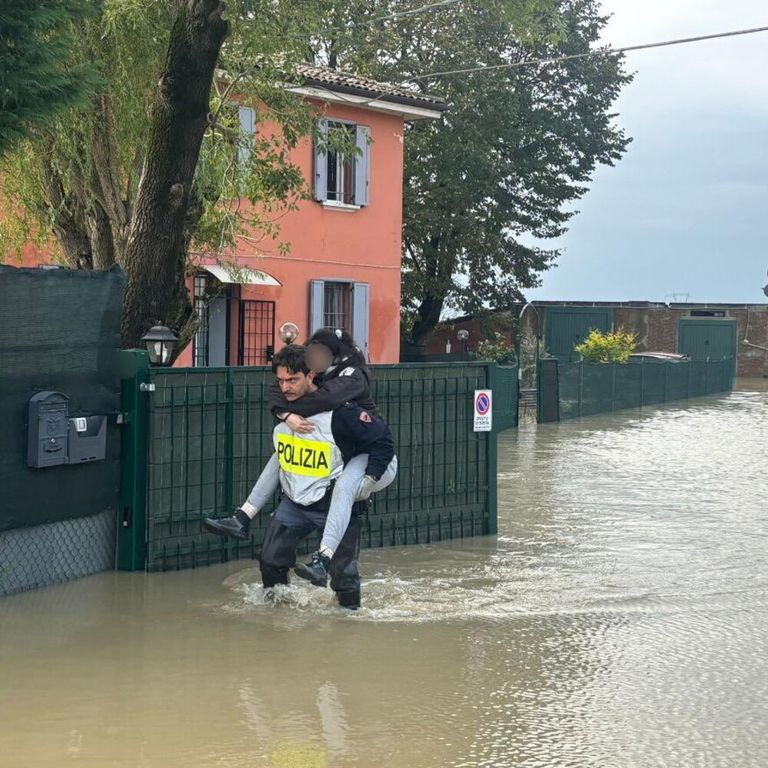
[1,382,767,767]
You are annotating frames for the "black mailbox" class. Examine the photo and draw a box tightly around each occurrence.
[28,391,70,468]
[27,392,108,468]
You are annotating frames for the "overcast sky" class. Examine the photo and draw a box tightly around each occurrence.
[526,0,768,304]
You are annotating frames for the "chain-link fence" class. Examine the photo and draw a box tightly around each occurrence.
[0,511,115,597]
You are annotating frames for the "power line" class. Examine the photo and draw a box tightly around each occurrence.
[411,24,768,79]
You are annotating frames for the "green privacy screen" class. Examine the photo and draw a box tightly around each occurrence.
[550,358,734,421]
[0,266,124,532]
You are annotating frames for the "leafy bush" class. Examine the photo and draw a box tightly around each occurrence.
[574,328,637,363]
[473,332,517,364]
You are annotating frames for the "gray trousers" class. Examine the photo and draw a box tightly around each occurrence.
[246,453,398,554]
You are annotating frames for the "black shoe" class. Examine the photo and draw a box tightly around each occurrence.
[294,552,331,587]
[203,509,251,540]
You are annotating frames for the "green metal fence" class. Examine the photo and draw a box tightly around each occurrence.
[489,364,519,432]
[119,357,518,571]
[553,358,734,421]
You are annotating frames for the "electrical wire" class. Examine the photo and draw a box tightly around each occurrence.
[411,24,768,79]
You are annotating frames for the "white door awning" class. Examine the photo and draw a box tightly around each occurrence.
[201,263,281,287]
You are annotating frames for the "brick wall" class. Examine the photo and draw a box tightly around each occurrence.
[426,314,515,355]
[427,304,768,377]
[614,306,768,378]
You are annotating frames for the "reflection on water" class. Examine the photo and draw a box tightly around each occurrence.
[1,388,767,767]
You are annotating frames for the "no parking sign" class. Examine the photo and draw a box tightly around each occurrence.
[473,389,493,432]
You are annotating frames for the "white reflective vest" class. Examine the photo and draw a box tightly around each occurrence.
[273,412,344,506]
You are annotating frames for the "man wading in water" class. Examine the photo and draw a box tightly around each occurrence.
[204,344,397,609]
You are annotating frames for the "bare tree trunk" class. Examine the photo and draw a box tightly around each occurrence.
[86,197,116,270]
[410,293,444,347]
[39,156,93,269]
[409,237,448,347]
[91,94,129,262]
[120,0,228,348]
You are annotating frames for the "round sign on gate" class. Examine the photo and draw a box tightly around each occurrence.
[475,392,491,416]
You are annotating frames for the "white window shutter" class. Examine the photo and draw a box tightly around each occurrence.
[314,119,329,202]
[310,280,325,334]
[351,282,370,359]
[238,106,256,165]
[353,125,371,206]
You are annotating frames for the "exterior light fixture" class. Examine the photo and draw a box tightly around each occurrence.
[141,324,178,367]
[457,328,470,356]
[279,322,300,344]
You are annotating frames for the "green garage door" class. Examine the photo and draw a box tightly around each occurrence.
[678,319,737,364]
[545,307,613,361]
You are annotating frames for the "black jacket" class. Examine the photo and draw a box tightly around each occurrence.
[269,363,379,418]
[330,403,394,480]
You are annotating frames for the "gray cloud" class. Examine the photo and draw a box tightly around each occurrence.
[528,0,768,303]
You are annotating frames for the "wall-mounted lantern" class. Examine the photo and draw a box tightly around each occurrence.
[141,324,178,367]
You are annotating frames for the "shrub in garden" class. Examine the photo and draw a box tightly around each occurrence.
[574,328,637,363]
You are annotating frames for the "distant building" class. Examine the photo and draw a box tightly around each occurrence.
[428,301,768,377]
[12,64,447,365]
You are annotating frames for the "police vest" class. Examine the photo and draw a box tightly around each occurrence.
[273,411,344,506]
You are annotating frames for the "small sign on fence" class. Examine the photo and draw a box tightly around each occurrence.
[473,389,493,432]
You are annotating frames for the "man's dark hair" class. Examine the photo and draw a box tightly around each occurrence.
[272,344,309,375]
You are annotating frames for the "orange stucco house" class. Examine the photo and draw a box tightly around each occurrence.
[182,65,445,367]
[14,64,446,365]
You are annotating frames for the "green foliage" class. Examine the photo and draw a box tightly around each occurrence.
[0,0,320,267]
[304,0,633,344]
[0,0,100,153]
[574,327,638,363]
[473,332,517,364]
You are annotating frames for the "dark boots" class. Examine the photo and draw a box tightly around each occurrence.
[294,551,331,587]
[203,509,251,540]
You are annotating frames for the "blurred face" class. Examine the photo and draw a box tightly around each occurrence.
[275,366,315,401]
[306,343,334,374]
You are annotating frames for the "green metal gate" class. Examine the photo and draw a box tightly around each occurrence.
[678,319,737,368]
[544,307,614,361]
[119,357,517,571]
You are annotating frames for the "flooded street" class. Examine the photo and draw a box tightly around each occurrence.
[1,384,767,768]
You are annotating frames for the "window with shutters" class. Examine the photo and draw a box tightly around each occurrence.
[326,122,356,204]
[314,120,371,207]
[310,280,370,359]
[323,281,352,331]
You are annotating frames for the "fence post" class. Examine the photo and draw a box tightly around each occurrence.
[578,361,583,418]
[224,369,235,515]
[639,357,645,408]
[611,362,616,412]
[663,361,668,403]
[486,364,498,536]
[686,361,691,399]
[117,349,150,571]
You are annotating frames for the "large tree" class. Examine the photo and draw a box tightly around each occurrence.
[302,0,632,347]
[0,0,98,153]
[1,0,314,349]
